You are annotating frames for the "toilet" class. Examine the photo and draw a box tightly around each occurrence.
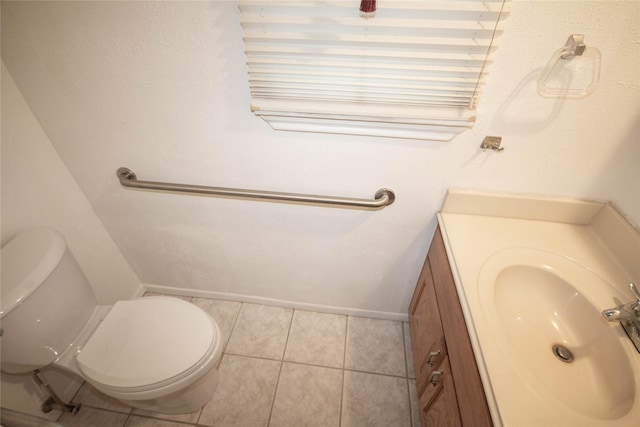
[0,227,223,414]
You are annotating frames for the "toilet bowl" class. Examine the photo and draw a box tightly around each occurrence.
[0,227,222,414]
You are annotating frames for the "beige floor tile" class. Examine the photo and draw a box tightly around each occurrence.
[73,383,132,413]
[341,371,411,427]
[269,362,342,427]
[191,298,241,348]
[225,303,293,360]
[198,354,280,427]
[130,407,200,424]
[125,416,191,427]
[58,406,128,427]
[404,322,415,379]
[67,303,417,427]
[284,310,346,368]
[345,317,406,377]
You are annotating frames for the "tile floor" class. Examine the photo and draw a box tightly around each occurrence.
[57,294,419,427]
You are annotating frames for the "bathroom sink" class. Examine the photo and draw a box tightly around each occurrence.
[477,248,635,421]
[437,192,640,426]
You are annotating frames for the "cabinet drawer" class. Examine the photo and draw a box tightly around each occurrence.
[418,356,461,427]
[416,336,447,398]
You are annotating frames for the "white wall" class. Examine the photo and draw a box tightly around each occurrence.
[1,63,141,303]
[1,1,638,318]
[1,62,141,418]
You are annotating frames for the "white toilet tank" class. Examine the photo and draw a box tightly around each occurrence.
[1,227,97,374]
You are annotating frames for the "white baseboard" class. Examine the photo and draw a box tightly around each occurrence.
[141,284,409,322]
[131,283,147,298]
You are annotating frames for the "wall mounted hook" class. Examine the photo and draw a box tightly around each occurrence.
[481,136,504,152]
[561,34,586,60]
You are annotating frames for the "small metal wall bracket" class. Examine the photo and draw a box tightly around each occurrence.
[480,136,504,152]
[561,34,586,60]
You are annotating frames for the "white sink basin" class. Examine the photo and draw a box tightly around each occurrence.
[438,201,640,427]
[478,249,635,420]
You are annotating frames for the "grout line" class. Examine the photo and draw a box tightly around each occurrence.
[402,321,410,379]
[281,308,295,360]
[265,360,284,427]
[59,406,133,426]
[124,412,197,426]
[194,301,243,426]
[194,401,204,425]
[342,367,409,380]
[343,316,349,370]
[219,353,408,380]
[67,389,133,415]
[339,315,350,427]
[126,411,199,426]
[405,378,414,427]
[338,368,345,427]
[269,358,344,372]
[402,322,415,427]
[266,308,293,426]
[222,301,243,353]
[223,351,284,363]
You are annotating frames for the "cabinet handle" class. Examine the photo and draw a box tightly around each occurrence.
[426,349,441,366]
[427,369,444,386]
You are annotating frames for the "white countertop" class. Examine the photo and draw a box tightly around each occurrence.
[436,189,640,427]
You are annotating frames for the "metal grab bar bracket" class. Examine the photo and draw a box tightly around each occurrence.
[117,167,137,181]
[116,167,394,210]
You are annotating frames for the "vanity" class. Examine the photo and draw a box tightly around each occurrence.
[409,190,640,426]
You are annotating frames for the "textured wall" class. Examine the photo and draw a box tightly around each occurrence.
[2,1,638,317]
[1,63,141,303]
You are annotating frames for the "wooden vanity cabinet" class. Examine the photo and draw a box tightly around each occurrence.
[409,226,492,427]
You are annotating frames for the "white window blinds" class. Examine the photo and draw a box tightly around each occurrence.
[239,0,510,141]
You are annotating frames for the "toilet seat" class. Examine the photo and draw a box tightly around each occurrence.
[77,296,219,394]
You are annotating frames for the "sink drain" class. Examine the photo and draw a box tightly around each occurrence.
[552,344,574,363]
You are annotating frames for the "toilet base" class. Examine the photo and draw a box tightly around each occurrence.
[118,366,219,414]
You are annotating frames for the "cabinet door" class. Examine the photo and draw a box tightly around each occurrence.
[409,258,447,397]
[419,356,462,427]
[428,227,492,426]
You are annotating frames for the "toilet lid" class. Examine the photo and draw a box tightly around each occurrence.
[77,297,216,390]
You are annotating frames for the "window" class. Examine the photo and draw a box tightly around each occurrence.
[239,0,510,141]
